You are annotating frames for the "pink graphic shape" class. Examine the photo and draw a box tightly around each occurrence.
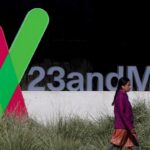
[0,26,27,117]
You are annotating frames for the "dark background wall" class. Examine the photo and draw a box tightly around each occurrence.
[0,1,149,90]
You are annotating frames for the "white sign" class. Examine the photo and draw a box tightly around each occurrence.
[23,91,150,124]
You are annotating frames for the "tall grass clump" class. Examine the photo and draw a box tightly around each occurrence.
[0,100,150,150]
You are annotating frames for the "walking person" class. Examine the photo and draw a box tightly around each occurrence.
[107,77,140,150]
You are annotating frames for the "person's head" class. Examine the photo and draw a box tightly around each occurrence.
[117,77,131,92]
[112,77,131,106]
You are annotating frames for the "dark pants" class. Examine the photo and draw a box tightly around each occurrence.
[107,143,140,150]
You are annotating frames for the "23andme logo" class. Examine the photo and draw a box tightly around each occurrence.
[0,8,49,117]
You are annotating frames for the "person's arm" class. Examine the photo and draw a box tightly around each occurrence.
[117,93,139,146]
[117,93,134,130]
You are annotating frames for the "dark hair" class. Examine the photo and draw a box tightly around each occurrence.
[112,77,130,106]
